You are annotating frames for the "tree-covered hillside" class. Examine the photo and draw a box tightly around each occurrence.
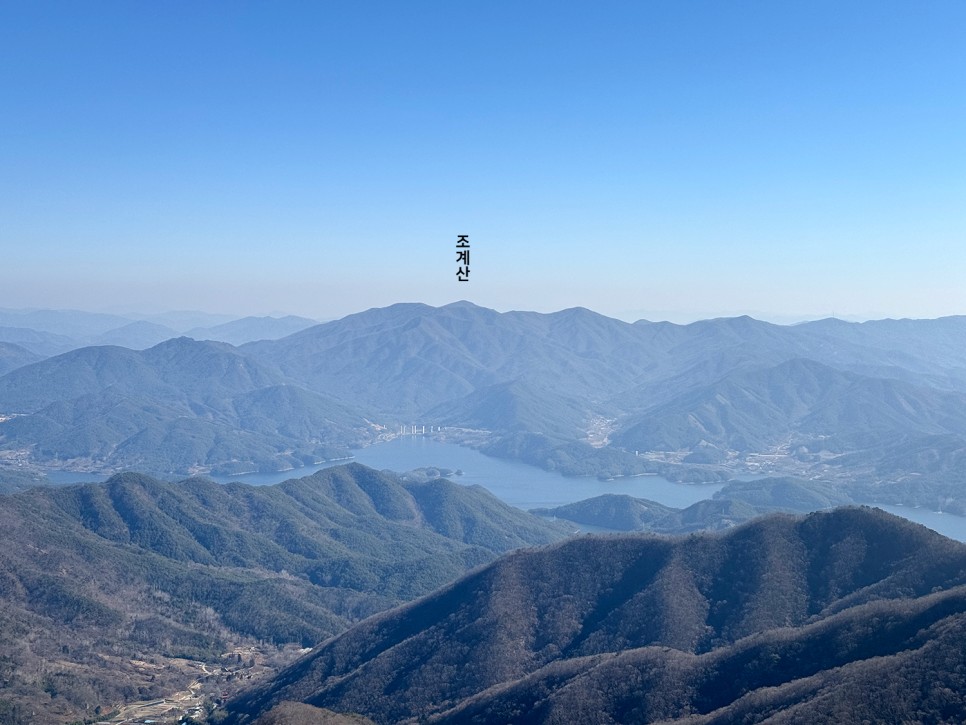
[224,508,966,724]
[0,464,566,723]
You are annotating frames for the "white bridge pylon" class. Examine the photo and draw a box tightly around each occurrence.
[398,424,435,435]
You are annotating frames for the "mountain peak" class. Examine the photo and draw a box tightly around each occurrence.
[441,300,485,311]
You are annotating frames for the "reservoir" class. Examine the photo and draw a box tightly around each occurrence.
[42,438,724,509]
[876,504,966,543]
[44,437,966,542]
[347,437,726,510]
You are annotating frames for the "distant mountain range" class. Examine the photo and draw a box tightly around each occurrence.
[224,507,966,724]
[2,302,966,509]
[0,308,319,355]
[0,337,368,474]
[185,315,320,346]
[0,463,566,722]
[0,341,41,376]
[614,357,966,454]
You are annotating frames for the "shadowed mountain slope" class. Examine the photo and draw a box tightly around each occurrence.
[434,586,966,724]
[252,702,374,724]
[224,507,966,724]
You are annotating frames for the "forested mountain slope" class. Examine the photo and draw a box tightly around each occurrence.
[0,464,565,722]
[225,507,966,724]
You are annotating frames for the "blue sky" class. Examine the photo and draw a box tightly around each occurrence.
[2,1,964,323]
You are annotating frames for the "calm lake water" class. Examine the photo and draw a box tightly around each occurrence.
[44,438,966,541]
[876,504,966,543]
[45,438,724,508]
[348,437,727,510]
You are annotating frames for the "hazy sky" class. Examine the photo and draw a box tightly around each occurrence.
[2,2,964,323]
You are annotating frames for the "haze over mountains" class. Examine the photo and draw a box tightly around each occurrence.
[0,308,319,355]
[3,301,966,514]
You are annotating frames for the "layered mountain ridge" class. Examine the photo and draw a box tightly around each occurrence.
[0,463,565,721]
[2,302,966,509]
[225,507,966,724]
[0,338,369,474]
